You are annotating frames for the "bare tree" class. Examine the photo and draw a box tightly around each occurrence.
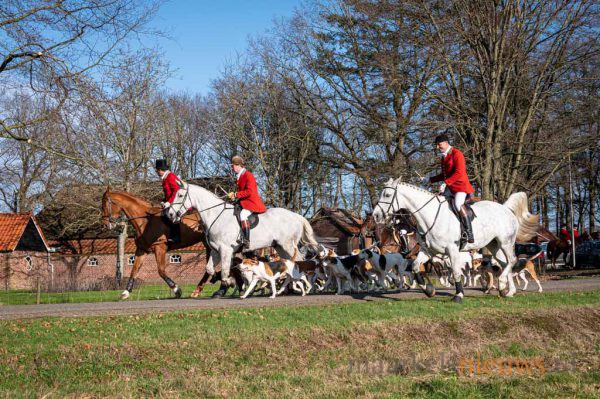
[153,93,215,180]
[0,92,61,211]
[423,0,598,200]
[0,0,161,153]
[208,55,322,211]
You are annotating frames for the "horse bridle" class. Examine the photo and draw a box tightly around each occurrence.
[376,184,447,239]
[103,193,161,230]
[103,195,125,229]
[167,187,194,221]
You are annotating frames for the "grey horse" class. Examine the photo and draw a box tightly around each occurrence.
[165,183,319,294]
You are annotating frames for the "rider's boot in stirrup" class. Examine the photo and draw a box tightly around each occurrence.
[459,205,474,249]
[241,220,251,249]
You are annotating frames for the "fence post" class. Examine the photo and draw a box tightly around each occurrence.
[36,276,41,305]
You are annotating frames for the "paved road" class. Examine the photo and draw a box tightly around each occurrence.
[1,277,598,320]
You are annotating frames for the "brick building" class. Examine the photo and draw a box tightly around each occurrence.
[49,238,208,291]
[0,212,208,291]
[0,212,51,290]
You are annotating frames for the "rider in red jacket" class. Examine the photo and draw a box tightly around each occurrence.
[156,159,182,244]
[560,224,570,242]
[227,155,266,249]
[428,134,475,247]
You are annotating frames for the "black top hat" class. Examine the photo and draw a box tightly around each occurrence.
[155,159,170,171]
[434,134,450,144]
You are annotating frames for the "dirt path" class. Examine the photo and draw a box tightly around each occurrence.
[1,277,598,320]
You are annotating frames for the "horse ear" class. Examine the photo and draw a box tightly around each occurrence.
[385,178,394,185]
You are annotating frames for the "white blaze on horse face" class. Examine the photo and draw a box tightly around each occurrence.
[168,190,190,223]
[374,180,397,223]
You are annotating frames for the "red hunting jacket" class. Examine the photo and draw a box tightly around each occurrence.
[430,147,474,194]
[162,171,182,203]
[236,170,267,213]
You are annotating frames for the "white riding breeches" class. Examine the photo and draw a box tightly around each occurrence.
[443,187,467,211]
[240,209,252,221]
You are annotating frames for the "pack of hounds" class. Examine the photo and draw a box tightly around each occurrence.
[226,238,544,299]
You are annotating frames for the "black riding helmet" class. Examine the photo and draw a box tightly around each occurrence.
[155,159,169,171]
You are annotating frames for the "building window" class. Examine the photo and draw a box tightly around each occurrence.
[128,256,135,266]
[24,256,33,271]
[169,254,181,264]
[87,257,99,267]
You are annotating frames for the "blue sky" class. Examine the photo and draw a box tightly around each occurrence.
[148,0,301,94]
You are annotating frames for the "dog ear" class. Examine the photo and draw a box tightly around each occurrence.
[242,258,258,266]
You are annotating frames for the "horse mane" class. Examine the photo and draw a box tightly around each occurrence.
[187,183,226,204]
[395,180,435,197]
[109,190,154,209]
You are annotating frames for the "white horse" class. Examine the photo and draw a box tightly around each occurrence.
[373,178,539,302]
[165,183,319,294]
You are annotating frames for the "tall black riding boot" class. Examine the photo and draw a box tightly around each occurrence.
[241,220,250,249]
[459,205,474,248]
[168,222,181,244]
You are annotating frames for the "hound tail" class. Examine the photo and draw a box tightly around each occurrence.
[503,192,540,242]
[299,217,320,251]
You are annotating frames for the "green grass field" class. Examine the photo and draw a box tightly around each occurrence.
[1,290,599,398]
[0,283,220,306]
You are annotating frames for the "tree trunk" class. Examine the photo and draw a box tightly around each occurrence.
[542,190,549,228]
[117,227,126,285]
[590,183,596,232]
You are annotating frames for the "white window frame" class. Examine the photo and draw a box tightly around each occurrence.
[169,254,181,264]
[24,256,33,271]
[87,257,99,267]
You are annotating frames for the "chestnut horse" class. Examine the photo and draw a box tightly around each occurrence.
[101,188,211,299]
[546,230,589,269]
[365,213,420,258]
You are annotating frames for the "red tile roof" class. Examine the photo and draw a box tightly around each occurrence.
[53,238,205,255]
[0,212,49,252]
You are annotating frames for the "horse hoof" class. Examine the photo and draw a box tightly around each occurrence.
[212,289,226,298]
[499,288,509,297]
[424,283,436,297]
[120,290,130,300]
[452,295,462,304]
[190,289,201,298]
[174,287,182,299]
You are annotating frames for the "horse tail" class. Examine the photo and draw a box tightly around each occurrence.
[503,192,540,242]
[299,217,319,250]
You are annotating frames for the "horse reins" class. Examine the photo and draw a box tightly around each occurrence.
[103,194,169,229]
[377,184,447,240]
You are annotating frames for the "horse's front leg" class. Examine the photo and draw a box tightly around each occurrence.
[412,256,435,297]
[154,245,182,298]
[447,249,465,303]
[121,249,147,299]
[191,251,220,298]
[212,247,234,298]
[498,244,517,297]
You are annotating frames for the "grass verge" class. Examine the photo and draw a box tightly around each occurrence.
[0,283,220,305]
[0,290,598,398]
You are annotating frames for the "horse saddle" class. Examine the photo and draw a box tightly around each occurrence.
[463,203,476,222]
[233,203,260,229]
[449,198,476,223]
